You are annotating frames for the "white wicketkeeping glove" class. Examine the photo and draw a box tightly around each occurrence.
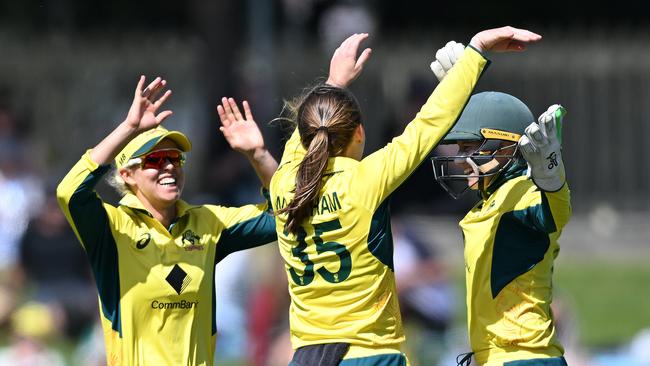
[519,104,566,191]
[430,41,465,82]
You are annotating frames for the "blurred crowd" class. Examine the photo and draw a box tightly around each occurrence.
[1,1,649,365]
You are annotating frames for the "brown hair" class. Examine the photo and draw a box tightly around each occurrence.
[277,85,362,234]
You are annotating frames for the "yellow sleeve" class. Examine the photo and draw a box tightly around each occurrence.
[542,183,572,232]
[56,149,118,250]
[353,46,490,210]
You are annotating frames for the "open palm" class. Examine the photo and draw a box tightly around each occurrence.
[217,97,264,155]
[124,76,173,132]
[470,26,542,53]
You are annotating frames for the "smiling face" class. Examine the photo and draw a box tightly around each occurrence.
[120,138,186,211]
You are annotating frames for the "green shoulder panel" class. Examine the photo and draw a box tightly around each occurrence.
[491,208,551,298]
[68,165,122,335]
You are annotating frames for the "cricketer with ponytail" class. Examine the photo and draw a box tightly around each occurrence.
[229,27,541,365]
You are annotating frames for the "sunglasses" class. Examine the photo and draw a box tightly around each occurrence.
[126,149,186,170]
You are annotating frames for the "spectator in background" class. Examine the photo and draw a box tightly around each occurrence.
[213,249,251,365]
[0,99,44,327]
[245,247,292,366]
[392,218,456,365]
[0,301,66,366]
[318,0,376,53]
[0,102,44,273]
[17,194,97,340]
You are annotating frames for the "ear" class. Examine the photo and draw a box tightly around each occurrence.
[355,124,365,143]
[120,167,137,187]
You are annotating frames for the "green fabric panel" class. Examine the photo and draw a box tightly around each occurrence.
[339,353,407,366]
[68,164,122,334]
[504,356,567,365]
[214,212,277,264]
[491,209,550,298]
[511,192,557,233]
[130,136,161,158]
[367,199,394,271]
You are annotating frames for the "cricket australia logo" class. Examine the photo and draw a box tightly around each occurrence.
[181,230,203,251]
[546,151,559,170]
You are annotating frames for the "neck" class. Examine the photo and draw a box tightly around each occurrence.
[151,205,177,229]
[136,192,178,229]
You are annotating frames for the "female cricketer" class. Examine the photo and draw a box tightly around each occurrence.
[430,44,572,365]
[266,27,542,365]
[56,76,278,365]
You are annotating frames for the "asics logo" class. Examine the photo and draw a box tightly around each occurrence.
[546,151,558,170]
[136,233,151,249]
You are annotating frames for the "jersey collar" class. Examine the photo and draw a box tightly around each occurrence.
[119,193,199,218]
[481,159,527,198]
[325,156,358,175]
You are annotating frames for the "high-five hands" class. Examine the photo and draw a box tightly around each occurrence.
[217,97,265,158]
[216,97,278,188]
[469,26,541,53]
[430,26,542,82]
[124,76,173,132]
[430,41,465,82]
[519,104,566,191]
[326,33,373,88]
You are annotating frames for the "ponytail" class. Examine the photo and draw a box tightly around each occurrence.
[280,129,330,233]
[277,85,361,234]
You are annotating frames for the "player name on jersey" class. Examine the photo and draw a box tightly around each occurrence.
[275,191,342,216]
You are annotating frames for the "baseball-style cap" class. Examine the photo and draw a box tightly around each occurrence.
[115,126,192,169]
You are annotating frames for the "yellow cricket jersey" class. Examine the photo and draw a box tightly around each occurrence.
[461,171,572,365]
[56,150,276,366]
[269,46,489,354]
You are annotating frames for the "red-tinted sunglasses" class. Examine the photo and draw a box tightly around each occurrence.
[127,149,186,170]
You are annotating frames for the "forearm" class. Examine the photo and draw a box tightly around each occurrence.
[89,121,140,165]
[246,148,279,189]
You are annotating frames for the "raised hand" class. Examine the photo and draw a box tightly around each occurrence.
[124,76,173,132]
[519,104,566,191]
[469,26,542,53]
[217,97,265,157]
[217,97,278,188]
[326,33,373,88]
[430,41,465,82]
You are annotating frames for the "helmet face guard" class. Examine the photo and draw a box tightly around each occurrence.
[431,138,520,199]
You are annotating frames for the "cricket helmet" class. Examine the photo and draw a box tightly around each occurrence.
[431,91,533,199]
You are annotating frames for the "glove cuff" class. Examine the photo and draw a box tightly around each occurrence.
[531,175,565,192]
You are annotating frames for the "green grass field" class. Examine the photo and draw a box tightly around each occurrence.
[554,258,650,349]
[448,257,650,351]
